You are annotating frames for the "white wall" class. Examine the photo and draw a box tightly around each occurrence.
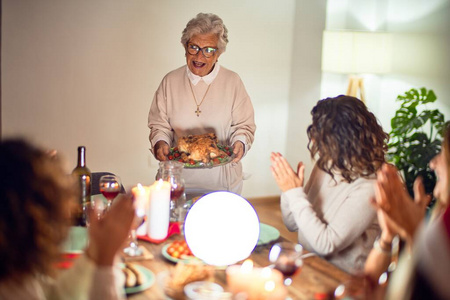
[3,0,448,198]
[285,1,327,180]
[1,0,296,197]
[321,0,450,132]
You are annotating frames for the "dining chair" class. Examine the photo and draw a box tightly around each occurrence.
[91,171,126,195]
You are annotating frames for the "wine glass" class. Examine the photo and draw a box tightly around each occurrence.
[123,193,146,257]
[269,242,303,286]
[99,175,121,209]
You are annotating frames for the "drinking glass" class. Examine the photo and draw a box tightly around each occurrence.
[85,197,107,227]
[269,242,303,286]
[99,175,121,209]
[157,161,186,223]
[123,199,146,257]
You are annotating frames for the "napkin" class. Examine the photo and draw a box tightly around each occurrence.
[55,253,82,269]
[137,222,181,244]
[121,246,154,262]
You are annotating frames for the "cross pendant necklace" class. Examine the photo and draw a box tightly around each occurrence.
[189,80,211,117]
[195,106,201,116]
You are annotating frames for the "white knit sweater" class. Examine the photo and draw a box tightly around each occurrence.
[281,164,380,274]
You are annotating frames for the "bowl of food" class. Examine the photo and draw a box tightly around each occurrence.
[159,261,215,300]
[184,281,226,300]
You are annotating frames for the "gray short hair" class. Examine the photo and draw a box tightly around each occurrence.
[181,13,229,54]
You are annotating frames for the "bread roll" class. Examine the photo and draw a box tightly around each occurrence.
[123,266,137,288]
[126,263,144,286]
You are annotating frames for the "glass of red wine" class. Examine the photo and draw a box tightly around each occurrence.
[99,175,121,209]
[269,242,304,286]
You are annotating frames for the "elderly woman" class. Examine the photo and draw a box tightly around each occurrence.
[0,139,134,299]
[270,95,388,274]
[148,13,256,195]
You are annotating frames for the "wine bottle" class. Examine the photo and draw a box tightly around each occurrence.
[72,146,91,226]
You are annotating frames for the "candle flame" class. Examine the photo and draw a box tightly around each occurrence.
[261,267,272,278]
[137,183,144,190]
[241,259,253,273]
[156,178,165,187]
[264,280,276,292]
[151,178,171,191]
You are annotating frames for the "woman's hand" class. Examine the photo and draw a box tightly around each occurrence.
[370,197,396,244]
[270,152,304,192]
[231,141,245,163]
[374,164,431,244]
[154,140,169,161]
[86,193,135,266]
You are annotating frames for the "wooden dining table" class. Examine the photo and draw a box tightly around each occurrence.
[127,196,352,300]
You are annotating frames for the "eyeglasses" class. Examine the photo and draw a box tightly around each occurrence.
[186,43,218,58]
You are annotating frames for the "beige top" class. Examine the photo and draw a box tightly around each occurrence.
[0,255,125,300]
[281,165,380,274]
[148,65,256,194]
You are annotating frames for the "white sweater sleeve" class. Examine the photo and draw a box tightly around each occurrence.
[281,176,377,256]
[148,76,175,149]
[45,255,125,300]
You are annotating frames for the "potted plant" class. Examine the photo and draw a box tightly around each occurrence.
[387,87,446,197]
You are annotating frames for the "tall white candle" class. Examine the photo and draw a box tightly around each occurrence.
[147,179,171,240]
[132,183,150,236]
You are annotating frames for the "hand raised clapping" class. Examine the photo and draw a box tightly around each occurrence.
[270,152,305,192]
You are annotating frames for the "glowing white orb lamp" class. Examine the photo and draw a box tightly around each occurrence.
[184,191,260,266]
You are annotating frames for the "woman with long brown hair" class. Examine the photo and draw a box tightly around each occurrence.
[0,139,135,299]
[270,95,388,274]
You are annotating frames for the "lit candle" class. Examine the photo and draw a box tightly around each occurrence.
[147,179,171,240]
[132,183,150,235]
[259,268,286,300]
[227,260,286,300]
[226,259,254,295]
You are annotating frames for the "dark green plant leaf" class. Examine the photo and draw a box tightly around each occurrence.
[422,89,437,104]
[388,87,445,198]
[391,106,418,135]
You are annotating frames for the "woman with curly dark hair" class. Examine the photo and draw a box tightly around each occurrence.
[0,139,134,299]
[270,95,388,274]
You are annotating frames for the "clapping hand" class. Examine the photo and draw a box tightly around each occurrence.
[373,164,431,244]
[270,152,305,192]
[86,193,135,266]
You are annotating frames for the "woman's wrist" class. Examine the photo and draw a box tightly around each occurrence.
[379,238,392,251]
[86,244,115,266]
[379,232,393,248]
[374,236,392,255]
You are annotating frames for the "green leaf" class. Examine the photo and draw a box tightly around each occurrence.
[391,106,422,136]
[388,87,445,198]
[423,89,437,104]
[419,110,444,125]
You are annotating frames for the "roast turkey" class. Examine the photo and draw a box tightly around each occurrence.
[177,133,228,163]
